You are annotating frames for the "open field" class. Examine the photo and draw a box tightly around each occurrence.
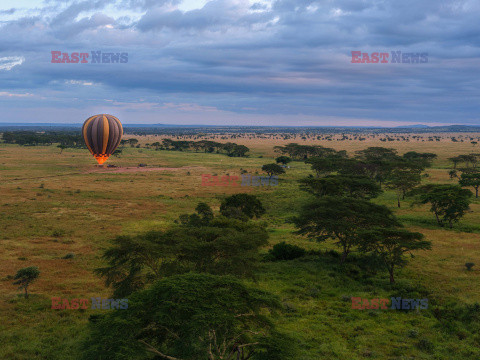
[1,134,479,359]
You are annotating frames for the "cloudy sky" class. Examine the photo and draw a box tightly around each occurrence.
[0,0,479,126]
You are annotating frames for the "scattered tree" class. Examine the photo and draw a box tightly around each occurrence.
[358,228,431,283]
[459,172,480,198]
[13,266,40,299]
[299,174,382,199]
[413,185,473,228]
[220,194,266,220]
[385,166,422,207]
[275,156,292,165]
[261,163,286,179]
[294,197,400,263]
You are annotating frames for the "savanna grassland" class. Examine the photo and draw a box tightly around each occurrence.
[1,132,479,360]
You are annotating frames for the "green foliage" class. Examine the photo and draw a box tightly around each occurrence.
[357,227,431,283]
[268,241,306,261]
[274,143,343,160]
[96,214,268,297]
[459,172,480,198]
[465,262,475,271]
[162,138,250,157]
[385,163,423,207]
[179,202,214,226]
[220,193,266,220]
[275,156,291,165]
[2,131,85,147]
[13,266,40,298]
[261,163,286,178]
[413,184,473,228]
[82,273,289,360]
[294,196,400,262]
[299,174,382,199]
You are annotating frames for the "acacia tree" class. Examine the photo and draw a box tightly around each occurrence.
[82,274,294,360]
[299,175,382,199]
[354,147,401,185]
[220,194,266,220]
[261,163,286,179]
[294,197,400,263]
[414,185,473,228]
[385,166,422,207]
[459,172,480,198]
[358,228,431,283]
[275,156,291,165]
[448,156,462,169]
[13,266,40,299]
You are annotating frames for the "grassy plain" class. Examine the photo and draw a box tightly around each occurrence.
[0,134,479,359]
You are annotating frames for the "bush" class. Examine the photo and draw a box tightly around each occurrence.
[465,262,475,271]
[268,242,306,261]
[62,253,75,259]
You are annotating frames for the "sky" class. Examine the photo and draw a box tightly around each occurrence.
[0,0,479,126]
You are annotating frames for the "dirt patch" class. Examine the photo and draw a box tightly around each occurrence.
[85,165,207,174]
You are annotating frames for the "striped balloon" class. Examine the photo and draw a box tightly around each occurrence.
[82,114,123,165]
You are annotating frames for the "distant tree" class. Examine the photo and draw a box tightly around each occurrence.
[448,156,462,169]
[220,194,266,220]
[413,185,473,228]
[13,266,40,299]
[294,197,400,263]
[459,172,480,198]
[358,228,431,283]
[385,166,422,207]
[57,144,67,153]
[449,170,458,179]
[82,273,292,360]
[402,151,437,168]
[128,138,139,147]
[355,147,399,162]
[275,156,292,165]
[261,163,286,179]
[355,147,401,185]
[299,175,382,199]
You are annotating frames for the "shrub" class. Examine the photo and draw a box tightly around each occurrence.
[268,242,306,261]
[62,253,75,259]
[465,262,475,271]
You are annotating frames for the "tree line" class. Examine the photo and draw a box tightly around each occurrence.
[2,131,85,147]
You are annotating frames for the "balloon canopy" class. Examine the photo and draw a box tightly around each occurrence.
[82,114,123,165]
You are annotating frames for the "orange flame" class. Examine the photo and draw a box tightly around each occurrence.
[94,155,110,165]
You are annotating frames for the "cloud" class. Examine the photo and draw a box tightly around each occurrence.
[0,91,33,97]
[0,0,479,125]
[0,56,25,71]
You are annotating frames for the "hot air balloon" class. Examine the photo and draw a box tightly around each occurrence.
[82,114,123,165]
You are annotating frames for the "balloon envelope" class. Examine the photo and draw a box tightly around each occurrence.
[82,114,123,165]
